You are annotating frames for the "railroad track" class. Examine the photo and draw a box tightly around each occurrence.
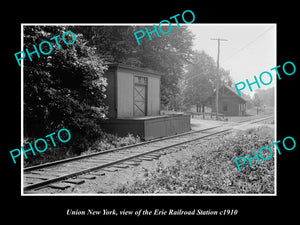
[23,115,273,192]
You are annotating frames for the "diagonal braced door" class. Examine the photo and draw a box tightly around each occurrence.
[134,85,146,117]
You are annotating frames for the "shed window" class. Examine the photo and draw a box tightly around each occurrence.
[134,76,148,85]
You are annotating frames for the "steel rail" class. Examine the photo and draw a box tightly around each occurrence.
[24,125,223,172]
[24,128,233,191]
[23,115,273,192]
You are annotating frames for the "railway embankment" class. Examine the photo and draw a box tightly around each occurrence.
[34,119,274,194]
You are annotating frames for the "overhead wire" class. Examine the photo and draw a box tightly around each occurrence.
[220,26,274,64]
[183,26,275,83]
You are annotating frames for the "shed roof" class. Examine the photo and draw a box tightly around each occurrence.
[106,63,164,77]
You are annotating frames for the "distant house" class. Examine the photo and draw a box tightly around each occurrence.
[206,84,249,116]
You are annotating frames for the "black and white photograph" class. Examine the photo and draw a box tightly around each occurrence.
[21,24,276,195]
[4,5,298,224]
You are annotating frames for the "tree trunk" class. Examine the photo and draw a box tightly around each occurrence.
[202,104,205,119]
[196,104,200,113]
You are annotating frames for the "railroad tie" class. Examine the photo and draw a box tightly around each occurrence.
[88,172,106,177]
[138,156,158,161]
[102,167,119,172]
[47,183,71,190]
[111,164,130,169]
[77,175,96,180]
[123,161,141,166]
[63,179,85,185]
[147,153,161,157]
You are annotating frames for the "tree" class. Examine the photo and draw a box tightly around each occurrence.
[24,25,108,153]
[134,26,194,108]
[254,87,274,107]
[182,50,217,112]
[219,67,233,87]
[71,25,195,108]
[182,50,233,114]
[252,93,264,114]
[71,26,136,64]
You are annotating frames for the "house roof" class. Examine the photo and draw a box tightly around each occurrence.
[206,84,249,103]
[223,84,250,102]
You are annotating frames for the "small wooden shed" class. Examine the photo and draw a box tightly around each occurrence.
[103,63,161,118]
[100,63,191,140]
[207,84,248,116]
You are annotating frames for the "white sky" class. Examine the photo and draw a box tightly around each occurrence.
[186,24,276,96]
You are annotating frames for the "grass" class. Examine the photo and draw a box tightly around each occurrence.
[114,126,275,194]
[24,133,141,168]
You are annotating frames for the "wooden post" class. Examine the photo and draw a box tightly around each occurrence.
[211,38,228,120]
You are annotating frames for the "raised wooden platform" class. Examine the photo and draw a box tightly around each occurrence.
[100,114,191,140]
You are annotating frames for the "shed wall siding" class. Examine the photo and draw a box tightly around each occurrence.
[219,97,240,116]
[117,70,134,118]
[147,76,160,116]
[211,96,244,116]
[104,65,162,119]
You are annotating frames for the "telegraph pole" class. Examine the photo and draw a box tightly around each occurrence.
[210,38,228,120]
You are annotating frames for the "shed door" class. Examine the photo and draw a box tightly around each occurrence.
[134,84,146,117]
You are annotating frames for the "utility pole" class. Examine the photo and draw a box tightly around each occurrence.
[210,38,228,120]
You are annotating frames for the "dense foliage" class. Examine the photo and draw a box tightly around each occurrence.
[24,26,108,154]
[182,50,232,111]
[71,26,195,108]
[23,25,195,159]
[254,87,274,107]
[115,126,274,194]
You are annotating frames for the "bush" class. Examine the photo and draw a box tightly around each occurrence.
[24,132,141,167]
[90,133,141,152]
[23,25,108,155]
